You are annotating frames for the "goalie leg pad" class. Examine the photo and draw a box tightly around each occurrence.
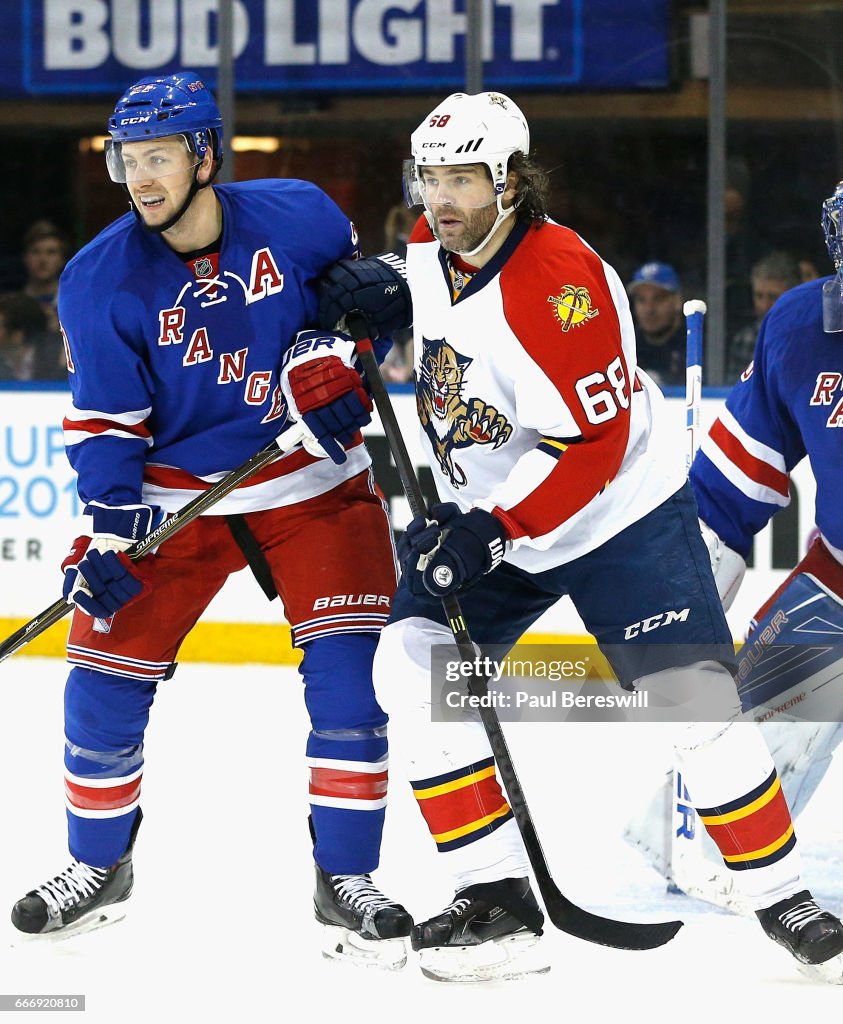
[737,543,843,720]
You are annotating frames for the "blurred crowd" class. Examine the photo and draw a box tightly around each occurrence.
[379,175,823,389]
[5,170,824,389]
[0,219,69,382]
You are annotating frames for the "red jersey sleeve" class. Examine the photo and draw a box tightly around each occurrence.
[490,224,633,541]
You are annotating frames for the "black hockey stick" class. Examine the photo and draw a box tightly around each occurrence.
[0,423,307,665]
[347,311,683,951]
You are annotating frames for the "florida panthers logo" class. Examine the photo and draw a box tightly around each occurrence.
[416,337,512,487]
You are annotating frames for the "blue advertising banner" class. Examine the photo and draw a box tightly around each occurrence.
[1,1,670,97]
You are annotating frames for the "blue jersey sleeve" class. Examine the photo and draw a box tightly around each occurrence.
[690,298,807,557]
[60,255,154,511]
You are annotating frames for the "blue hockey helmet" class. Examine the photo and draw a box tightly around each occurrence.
[822,181,843,332]
[822,180,843,271]
[105,71,224,184]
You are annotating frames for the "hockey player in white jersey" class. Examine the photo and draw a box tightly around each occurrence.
[324,92,843,983]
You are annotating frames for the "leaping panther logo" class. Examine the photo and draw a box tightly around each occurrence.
[416,337,512,488]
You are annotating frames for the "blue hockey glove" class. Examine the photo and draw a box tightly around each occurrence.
[317,252,412,341]
[286,355,372,465]
[422,508,509,598]
[398,503,462,599]
[62,540,152,618]
[62,504,159,619]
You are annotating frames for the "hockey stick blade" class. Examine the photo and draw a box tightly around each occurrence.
[543,890,683,950]
[346,311,683,951]
[477,697,682,949]
[0,423,307,665]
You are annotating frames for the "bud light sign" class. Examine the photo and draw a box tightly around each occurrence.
[11,0,670,96]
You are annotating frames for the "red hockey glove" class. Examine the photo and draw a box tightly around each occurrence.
[286,356,372,465]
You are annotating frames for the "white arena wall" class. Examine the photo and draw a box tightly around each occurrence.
[0,389,816,664]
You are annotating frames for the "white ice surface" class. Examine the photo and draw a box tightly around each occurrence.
[1,658,841,1023]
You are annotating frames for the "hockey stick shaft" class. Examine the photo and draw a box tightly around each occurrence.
[683,299,706,471]
[347,311,682,950]
[0,423,307,665]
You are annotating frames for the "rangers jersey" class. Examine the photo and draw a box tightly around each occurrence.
[691,277,843,561]
[59,178,368,516]
[407,217,685,573]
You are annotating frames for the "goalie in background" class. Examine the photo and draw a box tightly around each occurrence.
[626,180,843,927]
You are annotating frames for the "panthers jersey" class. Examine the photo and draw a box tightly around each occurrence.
[691,276,843,562]
[407,217,685,572]
[59,179,367,516]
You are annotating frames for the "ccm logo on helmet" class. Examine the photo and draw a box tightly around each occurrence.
[623,608,690,639]
[120,115,152,125]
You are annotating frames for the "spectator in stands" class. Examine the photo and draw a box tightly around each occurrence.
[627,261,686,387]
[0,292,49,381]
[726,250,802,381]
[21,219,69,333]
[380,203,418,383]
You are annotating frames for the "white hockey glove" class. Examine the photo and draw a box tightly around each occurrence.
[280,330,372,465]
[699,519,746,611]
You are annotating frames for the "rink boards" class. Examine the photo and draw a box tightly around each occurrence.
[0,390,818,664]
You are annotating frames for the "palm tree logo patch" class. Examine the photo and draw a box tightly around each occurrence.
[547,285,599,332]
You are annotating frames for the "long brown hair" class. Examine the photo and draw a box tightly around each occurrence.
[510,151,550,224]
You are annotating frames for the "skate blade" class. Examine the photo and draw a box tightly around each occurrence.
[418,931,550,983]
[13,906,128,945]
[321,924,408,971]
[795,950,843,985]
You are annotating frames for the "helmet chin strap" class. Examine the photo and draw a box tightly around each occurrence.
[127,164,215,236]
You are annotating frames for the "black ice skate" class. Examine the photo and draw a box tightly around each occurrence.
[757,889,843,984]
[314,865,414,970]
[11,809,142,938]
[411,876,550,982]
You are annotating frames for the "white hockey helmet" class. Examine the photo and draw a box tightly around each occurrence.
[404,92,530,209]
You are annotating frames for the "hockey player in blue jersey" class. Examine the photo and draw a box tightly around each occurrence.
[692,180,843,727]
[10,72,415,967]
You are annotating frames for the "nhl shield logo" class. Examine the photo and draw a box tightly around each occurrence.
[194,257,213,278]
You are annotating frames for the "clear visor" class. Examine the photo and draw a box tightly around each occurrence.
[105,134,201,184]
[402,158,499,211]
